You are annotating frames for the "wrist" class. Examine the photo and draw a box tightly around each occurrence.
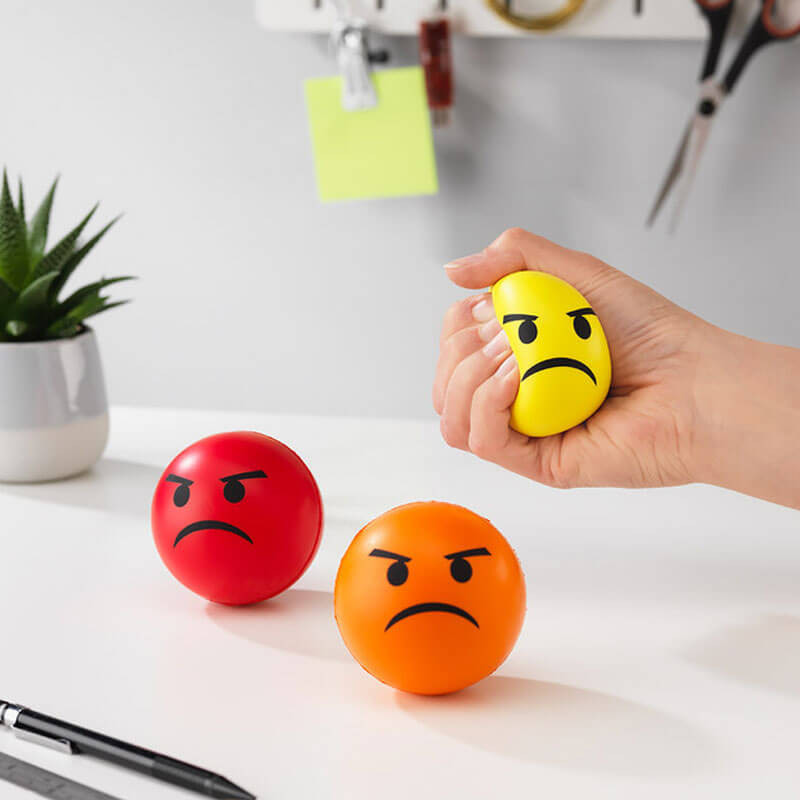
[693,324,800,508]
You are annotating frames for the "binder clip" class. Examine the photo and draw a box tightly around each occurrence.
[330,9,389,111]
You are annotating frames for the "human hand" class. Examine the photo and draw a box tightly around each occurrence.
[434,228,800,507]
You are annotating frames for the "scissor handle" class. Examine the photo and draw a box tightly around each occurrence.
[762,0,800,38]
[695,0,735,81]
[722,0,800,93]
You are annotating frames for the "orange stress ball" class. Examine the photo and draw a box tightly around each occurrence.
[335,502,526,695]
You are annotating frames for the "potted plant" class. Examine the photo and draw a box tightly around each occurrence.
[0,171,133,482]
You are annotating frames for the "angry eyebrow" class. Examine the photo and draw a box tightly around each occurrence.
[444,547,491,560]
[566,307,595,317]
[166,474,193,486]
[502,313,538,323]
[219,469,268,482]
[369,548,411,563]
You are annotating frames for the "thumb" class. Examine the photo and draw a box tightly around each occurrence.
[444,228,613,297]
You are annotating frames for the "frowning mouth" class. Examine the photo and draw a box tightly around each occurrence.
[173,520,253,547]
[385,602,479,631]
[522,357,596,385]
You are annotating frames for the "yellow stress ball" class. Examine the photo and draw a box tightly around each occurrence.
[492,271,611,437]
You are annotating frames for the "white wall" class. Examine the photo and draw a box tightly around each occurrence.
[2,0,798,418]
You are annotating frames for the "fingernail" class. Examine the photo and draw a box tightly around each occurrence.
[497,353,517,379]
[482,328,510,358]
[444,252,483,270]
[471,298,495,324]
[478,317,501,342]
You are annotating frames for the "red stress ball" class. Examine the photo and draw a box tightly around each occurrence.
[151,432,323,605]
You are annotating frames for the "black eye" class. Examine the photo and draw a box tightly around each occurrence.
[450,558,472,583]
[573,315,591,339]
[387,561,408,586]
[223,480,245,503]
[173,484,190,507]
[518,319,537,344]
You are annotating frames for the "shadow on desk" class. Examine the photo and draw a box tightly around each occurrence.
[396,675,715,777]
[0,457,160,518]
[684,614,800,698]
[205,589,349,662]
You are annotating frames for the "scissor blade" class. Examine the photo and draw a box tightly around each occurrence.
[646,119,692,227]
[668,108,716,233]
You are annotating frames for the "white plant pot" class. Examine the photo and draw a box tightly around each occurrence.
[0,328,109,482]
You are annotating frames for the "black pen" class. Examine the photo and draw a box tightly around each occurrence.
[0,700,255,800]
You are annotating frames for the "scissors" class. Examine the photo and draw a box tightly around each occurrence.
[648,0,800,231]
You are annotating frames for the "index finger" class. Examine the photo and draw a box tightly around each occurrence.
[444,228,613,296]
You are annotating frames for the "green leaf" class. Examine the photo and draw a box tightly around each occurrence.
[60,292,106,323]
[5,319,29,338]
[33,203,97,280]
[56,275,134,316]
[0,169,30,290]
[47,298,128,337]
[15,271,60,314]
[78,298,129,321]
[17,179,25,227]
[29,176,58,263]
[0,275,15,313]
[51,325,82,339]
[4,271,61,338]
[49,215,122,301]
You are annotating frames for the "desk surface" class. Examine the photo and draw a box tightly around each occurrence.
[1,406,799,799]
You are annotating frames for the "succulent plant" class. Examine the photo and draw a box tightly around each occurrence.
[0,170,132,341]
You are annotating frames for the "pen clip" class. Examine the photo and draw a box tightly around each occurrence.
[0,703,75,755]
[13,726,76,754]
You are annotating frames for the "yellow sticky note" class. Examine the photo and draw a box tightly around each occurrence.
[304,66,438,202]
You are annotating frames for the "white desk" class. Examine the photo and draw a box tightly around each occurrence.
[1,406,799,799]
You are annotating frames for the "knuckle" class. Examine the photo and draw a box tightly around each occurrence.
[468,430,494,460]
[497,227,527,247]
[577,259,622,296]
[533,465,569,489]
[547,471,575,490]
[431,387,443,416]
[440,298,472,342]
[442,326,479,362]
[467,385,503,460]
[541,443,578,489]
[439,330,460,359]
[449,351,477,386]
[439,416,465,449]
